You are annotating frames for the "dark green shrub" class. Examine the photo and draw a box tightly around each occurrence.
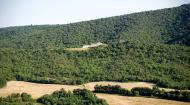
[131,87,153,96]
[38,89,108,105]
[0,77,7,88]
[0,93,34,105]
[21,93,33,102]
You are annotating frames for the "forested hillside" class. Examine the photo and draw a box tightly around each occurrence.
[0,4,190,89]
[0,4,189,48]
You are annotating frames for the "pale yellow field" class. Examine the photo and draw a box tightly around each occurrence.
[0,81,167,98]
[0,81,82,98]
[0,81,186,98]
[96,93,190,105]
[0,81,189,105]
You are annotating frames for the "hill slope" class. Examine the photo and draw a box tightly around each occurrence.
[0,4,190,48]
[0,4,190,89]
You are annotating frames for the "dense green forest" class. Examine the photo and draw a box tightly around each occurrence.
[0,4,190,89]
[0,42,190,89]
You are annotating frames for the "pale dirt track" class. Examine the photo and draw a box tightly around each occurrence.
[0,81,189,105]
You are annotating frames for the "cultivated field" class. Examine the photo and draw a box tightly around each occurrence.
[0,81,176,98]
[0,81,82,98]
[0,81,189,105]
[96,93,190,105]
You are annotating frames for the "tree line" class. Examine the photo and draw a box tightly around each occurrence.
[94,85,190,102]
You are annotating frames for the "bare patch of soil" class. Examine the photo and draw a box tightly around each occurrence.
[64,48,89,51]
